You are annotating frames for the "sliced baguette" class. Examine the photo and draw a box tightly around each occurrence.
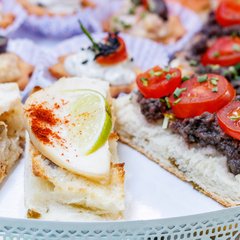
[0,83,25,183]
[24,77,125,220]
[114,94,240,207]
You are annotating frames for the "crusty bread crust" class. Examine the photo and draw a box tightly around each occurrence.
[0,13,15,29]
[118,131,233,207]
[17,0,95,16]
[48,55,137,97]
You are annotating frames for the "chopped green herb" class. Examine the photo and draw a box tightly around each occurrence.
[229,116,240,121]
[140,12,147,19]
[213,51,220,58]
[165,97,171,109]
[166,74,172,80]
[223,70,229,76]
[154,71,163,76]
[162,115,169,129]
[212,87,218,92]
[174,98,181,105]
[198,75,208,83]
[128,7,136,14]
[182,76,190,82]
[120,21,132,29]
[159,98,165,103]
[233,44,240,52]
[210,65,220,70]
[149,69,155,77]
[210,78,218,86]
[173,87,187,99]
[140,77,148,86]
[189,60,197,66]
[163,67,170,72]
[234,63,240,71]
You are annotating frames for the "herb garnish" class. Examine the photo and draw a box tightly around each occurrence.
[174,98,181,105]
[154,71,163,76]
[79,21,122,60]
[212,87,218,92]
[149,69,155,77]
[210,78,218,86]
[229,115,240,121]
[189,60,197,66]
[213,51,220,58]
[232,44,240,52]
[166,74,172,80]
[173,87,187,99]
[165,97,171,109]
[198,75,208,83]
[182,76,190,82]
[140,77,148,86]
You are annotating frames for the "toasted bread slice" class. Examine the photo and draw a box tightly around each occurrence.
[24,77,125,220]
[49,55,137,97]
[25,136,125,220]
[0,53,33,90]
[0,83,25,183]
[114,94,240,207]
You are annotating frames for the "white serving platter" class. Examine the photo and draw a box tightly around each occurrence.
[0,143,239,239]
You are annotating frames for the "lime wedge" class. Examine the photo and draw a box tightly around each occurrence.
[70,89,112,155]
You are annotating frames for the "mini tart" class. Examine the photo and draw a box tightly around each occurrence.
[0,13,15,29]
[48,54,138,98]
[0,53,34,90]
[104,4,185,44]
[17,0,95,16]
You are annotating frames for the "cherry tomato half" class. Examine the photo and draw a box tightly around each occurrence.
[216,0,240,27]
[217,101,240,140]
[201,36,240,67]
[169,74,235,118]
[136,66,182,98]
[96,35,128,65]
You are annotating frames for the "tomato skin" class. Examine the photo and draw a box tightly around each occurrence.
[136,66,182,99]
[216,1,240,27]
[217,101,240,140]
[201,36,240,67]
[141,0,149,8]
[169,74,235,119]
[96,36,128,65]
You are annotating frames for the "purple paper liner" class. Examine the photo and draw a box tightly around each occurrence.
[0,0,26,36]
[7,38,44,99]
[14,0,114,38]
[32,33,169,88]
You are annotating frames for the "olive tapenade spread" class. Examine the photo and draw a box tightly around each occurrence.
[137,91,240,175]
[175,11,240,94]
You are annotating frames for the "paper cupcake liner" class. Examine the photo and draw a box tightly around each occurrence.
[33,33,169,88]
[7,38,44,99]
[14,0,115,38]
[166,1,202,56]
[91,0,202,56]
[0,0,26,36]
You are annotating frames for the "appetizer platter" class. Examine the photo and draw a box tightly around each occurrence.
[1,0,240,239]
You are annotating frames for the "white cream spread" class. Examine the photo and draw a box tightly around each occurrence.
[28,0,81,14]
[64,49,136,86]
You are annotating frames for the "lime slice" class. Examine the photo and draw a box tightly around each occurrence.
[70,89,112,155]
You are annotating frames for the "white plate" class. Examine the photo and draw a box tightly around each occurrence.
[0,142,223,221]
